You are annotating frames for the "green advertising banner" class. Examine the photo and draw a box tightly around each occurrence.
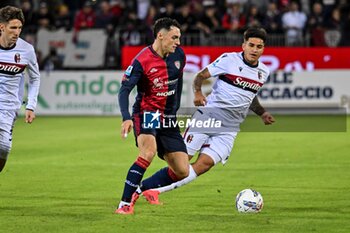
[33,71,349,116]
[35,71,194,115]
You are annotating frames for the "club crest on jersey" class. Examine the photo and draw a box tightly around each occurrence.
[174,61,181,69]
[14,53,21,63]
[258,70,262,79]
[186,134,194,143]
[239,67,243,72]
[153,77,163,89]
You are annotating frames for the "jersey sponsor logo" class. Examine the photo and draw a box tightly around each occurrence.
[174,61,181,69]
[153,78,178,89]
[150,68,158,73]
[219,74,263,94]
[0,62,26,75]
[166,79,178,86]
[156,89,175,96]
[14,53,21,63]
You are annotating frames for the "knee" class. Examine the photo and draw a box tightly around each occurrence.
[174,166,189,180]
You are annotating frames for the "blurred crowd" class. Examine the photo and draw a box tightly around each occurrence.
[1,0,349,46]
[1,0,349,69]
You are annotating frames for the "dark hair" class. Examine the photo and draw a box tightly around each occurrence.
[153,17,181,39]
[0,6,25,24]
[243,27,267,43]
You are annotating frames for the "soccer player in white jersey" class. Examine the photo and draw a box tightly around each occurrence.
[0,6,40,172]
[131,27,275,205]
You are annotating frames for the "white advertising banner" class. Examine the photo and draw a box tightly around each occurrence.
[35,71,193,115]
[34,71,350,116]
[63,30,107,68]
[257,71,349,110]
[36,28,68,59]
[36,29,107,68]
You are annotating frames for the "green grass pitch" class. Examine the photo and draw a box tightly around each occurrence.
[1,116,349,233]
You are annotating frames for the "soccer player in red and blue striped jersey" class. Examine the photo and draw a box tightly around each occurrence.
[116,18,189,214]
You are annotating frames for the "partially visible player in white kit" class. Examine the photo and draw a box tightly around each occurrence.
[0,6,40,172]
[133,27,275,204]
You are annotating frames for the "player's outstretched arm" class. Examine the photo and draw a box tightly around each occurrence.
[249,96,275,125]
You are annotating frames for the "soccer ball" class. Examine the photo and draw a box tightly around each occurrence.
[235,188,264,213]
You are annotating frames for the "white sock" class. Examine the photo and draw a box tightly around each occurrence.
[155,165,198,194]
[118,201,131,208]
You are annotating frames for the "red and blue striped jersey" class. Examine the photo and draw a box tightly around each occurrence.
[119,46,186,121]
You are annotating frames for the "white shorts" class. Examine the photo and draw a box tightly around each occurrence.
[0,110,16,160]
[0,110,17,133]
[184,130,237,165]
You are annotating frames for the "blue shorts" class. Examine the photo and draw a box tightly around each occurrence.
[132,113,187,159]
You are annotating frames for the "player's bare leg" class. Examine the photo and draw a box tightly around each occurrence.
[191,153,215,176]
[140,153,215,204]
[164,151,189,180]
[133,151,189,204]
[0,130,12,173]
[0,158,6,172]
[157,153,214,193]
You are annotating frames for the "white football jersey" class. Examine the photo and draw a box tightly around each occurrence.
[206,52,269,121]
[0,38,40,111]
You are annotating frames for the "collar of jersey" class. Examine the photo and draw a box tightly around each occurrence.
[0,43,16,50]
[241,52,259,68]
[149,45,167,59]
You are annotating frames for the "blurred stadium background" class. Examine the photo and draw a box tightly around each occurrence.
[1,0,348,117]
